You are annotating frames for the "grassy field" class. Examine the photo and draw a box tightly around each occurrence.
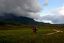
[0,25,64,43]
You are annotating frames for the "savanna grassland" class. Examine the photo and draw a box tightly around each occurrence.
[0,24,64,43]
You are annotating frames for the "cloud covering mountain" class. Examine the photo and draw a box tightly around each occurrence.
[0,0,41,19]
[0,0,64,24]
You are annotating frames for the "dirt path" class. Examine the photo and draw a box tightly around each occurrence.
[45,29,63,35]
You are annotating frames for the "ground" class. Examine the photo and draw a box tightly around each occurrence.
[0,25,64,43]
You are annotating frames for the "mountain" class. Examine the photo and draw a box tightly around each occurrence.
[0,13,37,25]
[0,13,64,26]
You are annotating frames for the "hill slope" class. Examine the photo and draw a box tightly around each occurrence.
[0,13,37,25]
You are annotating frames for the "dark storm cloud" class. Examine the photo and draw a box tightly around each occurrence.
[0,0,41,19]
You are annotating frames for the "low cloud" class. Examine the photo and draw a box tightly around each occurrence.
[0,0,41,19]
[36,6,64,24]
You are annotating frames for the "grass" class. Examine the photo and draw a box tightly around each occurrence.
[0,25,64,43]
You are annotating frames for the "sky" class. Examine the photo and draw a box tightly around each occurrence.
[36,0,64,24]
[39,0,64,16]
[0,0,41,19]
[0,0,64,24]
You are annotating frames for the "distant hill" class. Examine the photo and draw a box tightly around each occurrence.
[0,13,64,27]
[0,13,37,25]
